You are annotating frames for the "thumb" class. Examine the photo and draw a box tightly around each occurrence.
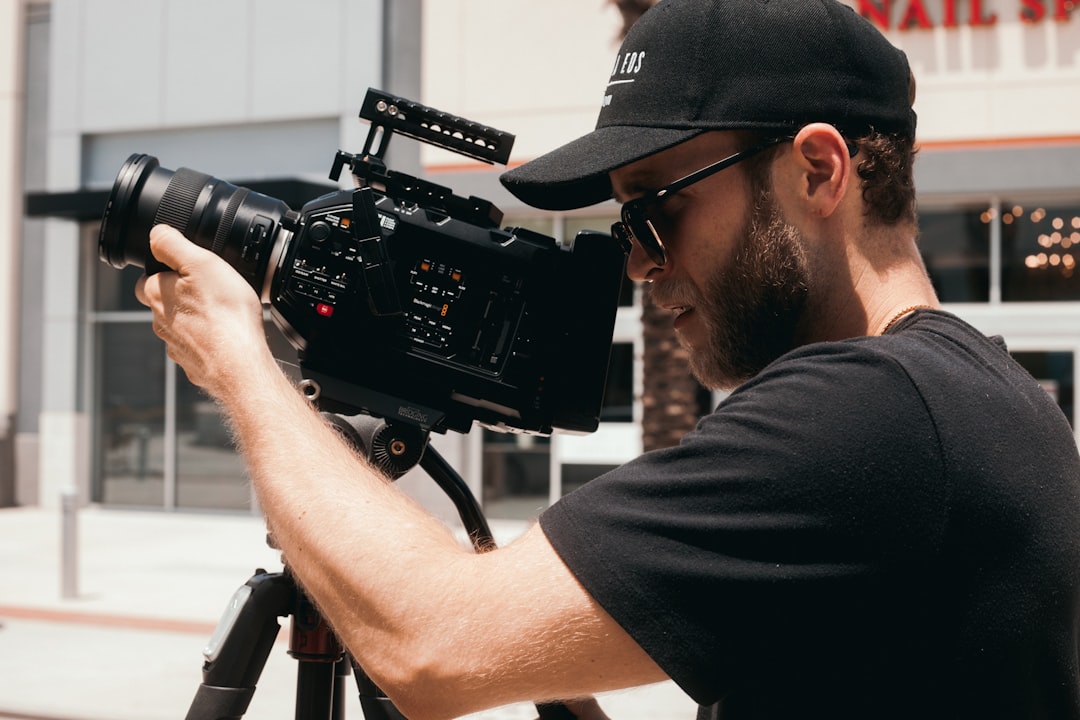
[148,224,214,273]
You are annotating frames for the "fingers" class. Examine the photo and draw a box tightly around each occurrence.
[135,224,190,308]
[148,223,209,273]
[131,224,270,395]
[133,264,175,310]
[134,274,149,307]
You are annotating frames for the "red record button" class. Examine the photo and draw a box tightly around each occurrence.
[316,303,334,317]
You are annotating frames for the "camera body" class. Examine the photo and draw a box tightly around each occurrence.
[270,177,624,435]
[99,90,626,436]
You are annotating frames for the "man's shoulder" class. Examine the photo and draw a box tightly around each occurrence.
[736,310,1006,401]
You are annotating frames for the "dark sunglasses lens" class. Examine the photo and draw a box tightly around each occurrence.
[611,222,633,254]
[626,209,666,266]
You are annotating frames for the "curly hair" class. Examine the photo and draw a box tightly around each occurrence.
[744,129,917,228]
[853,131,918,226]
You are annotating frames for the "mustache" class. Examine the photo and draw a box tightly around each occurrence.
[647,281,701,308]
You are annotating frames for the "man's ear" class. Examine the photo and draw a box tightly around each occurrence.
[790,123,853,219]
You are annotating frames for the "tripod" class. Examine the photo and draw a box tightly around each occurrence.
[184,414,576,720]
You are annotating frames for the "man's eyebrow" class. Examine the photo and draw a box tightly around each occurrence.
[611,172,659,203]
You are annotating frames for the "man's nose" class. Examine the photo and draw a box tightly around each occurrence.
[625,239,664,282]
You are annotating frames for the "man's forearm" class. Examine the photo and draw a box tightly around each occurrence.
[213,353,478,693]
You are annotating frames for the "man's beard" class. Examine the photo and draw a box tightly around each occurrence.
[653,190,811,390]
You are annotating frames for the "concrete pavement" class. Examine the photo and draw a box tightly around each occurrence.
[0,505,695,720]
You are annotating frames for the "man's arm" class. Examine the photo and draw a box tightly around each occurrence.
[135,224,667,720]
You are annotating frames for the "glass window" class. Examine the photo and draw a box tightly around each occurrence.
[174,371,250,510]
[917,205,991,303]
[175,320,298,510]
[94,322,166,505]
[1010,351,1074,427]
[92,295,298,508]
[95,263,149,312]
[1002,202,1080,302]
[481,431,550,520]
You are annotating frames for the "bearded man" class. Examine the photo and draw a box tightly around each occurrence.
[136,1,1080,718]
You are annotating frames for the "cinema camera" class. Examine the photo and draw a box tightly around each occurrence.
[98,89,626,437]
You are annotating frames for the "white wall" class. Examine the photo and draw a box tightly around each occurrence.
[420,0,1080,171]
[51,0,382,181]
[38,0,385,508]
[420,0,624,168]
[868,0,1080,142]
[0,0,28,505]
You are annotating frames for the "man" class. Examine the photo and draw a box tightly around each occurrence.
[136,1,1080,718]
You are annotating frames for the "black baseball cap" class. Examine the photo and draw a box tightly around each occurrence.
[500,0,917,211]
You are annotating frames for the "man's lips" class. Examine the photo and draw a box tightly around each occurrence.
[669,310,695,332]
[650,285,698,325]
[663,304,695,329]
[659,302,694,318]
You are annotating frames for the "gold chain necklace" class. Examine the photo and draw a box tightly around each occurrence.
[880,304,934,335]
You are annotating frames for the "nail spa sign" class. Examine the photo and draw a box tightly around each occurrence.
[854,0,1076,29]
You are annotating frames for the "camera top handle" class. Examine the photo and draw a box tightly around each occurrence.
[329,89,515,230]
[358,88,514,166]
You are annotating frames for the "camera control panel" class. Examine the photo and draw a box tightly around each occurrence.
[282,209,362,319]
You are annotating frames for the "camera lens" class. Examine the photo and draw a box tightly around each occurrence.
[98,153,291,291]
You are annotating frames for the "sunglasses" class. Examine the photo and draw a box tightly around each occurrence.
[611,135,794,267]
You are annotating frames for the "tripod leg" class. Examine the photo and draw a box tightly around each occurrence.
[185,571,295,720]
[295,661,337,720]
[353,662,408,720]
[290,591,346,720]
[332,658,353,720]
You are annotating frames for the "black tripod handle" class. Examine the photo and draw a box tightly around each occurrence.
[186,571,295,720]
[536,702,580,719]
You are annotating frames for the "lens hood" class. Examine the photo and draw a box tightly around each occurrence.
[98,153,160,269]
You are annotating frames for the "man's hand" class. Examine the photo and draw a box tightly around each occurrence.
[133,224,273,398]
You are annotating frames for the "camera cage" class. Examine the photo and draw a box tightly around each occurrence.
[331,89,514,229]
[270,89,625,439]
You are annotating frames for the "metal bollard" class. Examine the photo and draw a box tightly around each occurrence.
[60,487,78,599]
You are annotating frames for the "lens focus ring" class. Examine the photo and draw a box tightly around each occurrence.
[213,188,249,255]
[153,167,211,234]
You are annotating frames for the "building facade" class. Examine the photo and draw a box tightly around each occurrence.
[8,0,1080,524]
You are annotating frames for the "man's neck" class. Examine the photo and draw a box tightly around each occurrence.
[801,229,939,341]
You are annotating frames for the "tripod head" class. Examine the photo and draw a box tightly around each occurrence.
[321,412,496,552]
[321,413,427,480]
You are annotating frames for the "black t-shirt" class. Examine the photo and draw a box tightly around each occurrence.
[540,310,1080,718]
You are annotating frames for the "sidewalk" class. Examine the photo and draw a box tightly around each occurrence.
[0,506,695,720]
